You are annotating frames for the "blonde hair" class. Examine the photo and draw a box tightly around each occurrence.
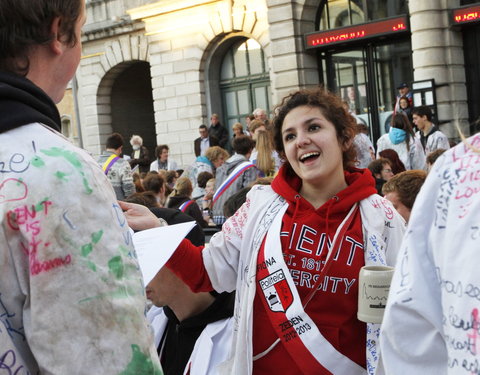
[249,119,266,135]
[205,146,229,164]
[232,122,243,132]
[170,176,193,197]
[255,130,275,177]
[206,178,216,187]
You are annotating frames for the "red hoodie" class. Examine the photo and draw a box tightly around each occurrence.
[168,165,377,374]
[252,166,376,374]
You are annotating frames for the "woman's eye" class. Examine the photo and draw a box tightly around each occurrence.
[284,133,295,142]
[309,124,320,132]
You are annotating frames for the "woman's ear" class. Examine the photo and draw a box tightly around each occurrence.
[49,17,64,56]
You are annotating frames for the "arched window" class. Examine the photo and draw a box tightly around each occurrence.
[319,0,408,30]
[220,39,270,130]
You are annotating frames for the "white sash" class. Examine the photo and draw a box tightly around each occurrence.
[256,203,366,375]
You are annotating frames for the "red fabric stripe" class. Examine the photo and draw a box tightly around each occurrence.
[256,246,332,375]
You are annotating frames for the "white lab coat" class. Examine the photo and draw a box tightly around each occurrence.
[379,134,480,374]
[376,133,426,170]
[147,306,233,375]
[0,123,159,374]
[202,185,406,375]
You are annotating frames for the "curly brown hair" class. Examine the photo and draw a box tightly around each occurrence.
[272,87,357,171]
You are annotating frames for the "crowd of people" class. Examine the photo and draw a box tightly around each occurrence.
[105,90,454,375]
[94,91,462,375]
[1,1,478,374]
[97,103,284,234]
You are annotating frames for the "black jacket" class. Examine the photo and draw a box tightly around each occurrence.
[167,196,208,228]
[159,292,235,375]
[194,135,219,157]
[129,146,150,174]
[149,207,205,246]
[208,123,229,149]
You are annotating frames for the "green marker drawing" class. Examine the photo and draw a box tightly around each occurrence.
[108,256,124,279]
[41,147,93,194]
[119,344,162,375]
[78,285,141,303]
[31,156,45,168]
[81,243,93,257]
[55,171,69,180]
[34,198,50,212]
[85,260,97,272]
[92,230,103,244]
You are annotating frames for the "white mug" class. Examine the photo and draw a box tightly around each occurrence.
[357,265,395,324]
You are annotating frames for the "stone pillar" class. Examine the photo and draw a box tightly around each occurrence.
[409,0,470,139]
[267,0,319,104]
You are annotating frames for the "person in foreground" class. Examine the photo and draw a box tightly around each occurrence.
[379,134,480,374]
[0,0,161,373]
[126,88,406,374]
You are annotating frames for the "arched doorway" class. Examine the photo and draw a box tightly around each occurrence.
[110,61,156,161]
[311,0,412,141]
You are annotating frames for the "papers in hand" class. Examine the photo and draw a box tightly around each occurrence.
[133,221,196,285]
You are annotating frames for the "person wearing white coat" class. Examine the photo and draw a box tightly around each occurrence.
[377,113,426,170]
[150,144,178,171]
[379,133,480,374]
[412,105,451,155]
[147,306,233,375]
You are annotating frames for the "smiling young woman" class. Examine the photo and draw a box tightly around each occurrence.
[157,87,406,375]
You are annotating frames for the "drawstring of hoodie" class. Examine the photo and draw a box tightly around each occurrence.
[288,194,301,250]
[324,195,339,255]
[287,194,340,252]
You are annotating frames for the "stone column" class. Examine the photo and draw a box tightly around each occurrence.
[267,0,319,104]
[409,0,470,139]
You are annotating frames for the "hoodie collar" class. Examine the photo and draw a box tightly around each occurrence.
[271,164,377,215]
[0,70,61,134]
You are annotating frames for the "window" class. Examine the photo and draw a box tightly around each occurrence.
[220,39,270,130]
[319,0,408,30]
[316,0,411,141]
[61,116,72,139]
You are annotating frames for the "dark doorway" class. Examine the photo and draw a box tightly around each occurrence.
[111,61,156,163]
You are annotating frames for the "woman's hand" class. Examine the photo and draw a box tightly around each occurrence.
[118,201,164,231]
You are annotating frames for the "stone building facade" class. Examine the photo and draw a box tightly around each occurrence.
[73,0,480,167]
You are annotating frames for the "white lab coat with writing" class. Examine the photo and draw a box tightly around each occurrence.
[0,124,160,374]
[203,185,405,375]
[379,133,480,374]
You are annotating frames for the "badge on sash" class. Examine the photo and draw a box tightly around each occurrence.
[259,269,294,313]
